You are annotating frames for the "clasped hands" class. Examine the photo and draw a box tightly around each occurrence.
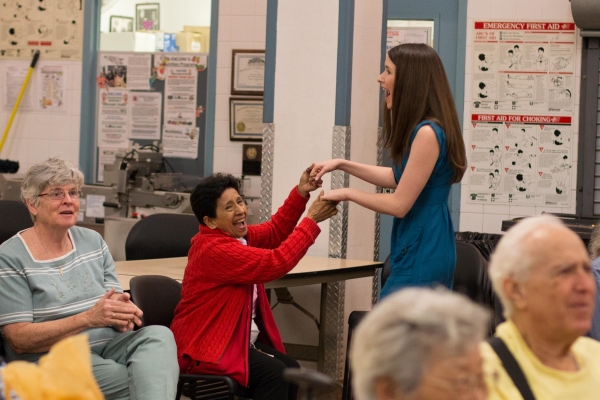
[86,288,143,333]
[298,164,340,223]
[304,160,351,203]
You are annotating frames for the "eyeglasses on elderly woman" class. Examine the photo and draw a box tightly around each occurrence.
[37,188,83,200]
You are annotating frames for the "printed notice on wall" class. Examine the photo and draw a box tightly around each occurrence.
[386,27,431,50]
[472,21,575,113]
[98,53,151,91]
[163,67,198,128]
[162,126,199,159]
[98,89,129,148]
[39,64,65,111]
[468,21,576,207]
[468,115,572,207]
[4,63,34,110]
[129,92,162,139]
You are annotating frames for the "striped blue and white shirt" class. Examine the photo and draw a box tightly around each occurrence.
[0,226,123,362]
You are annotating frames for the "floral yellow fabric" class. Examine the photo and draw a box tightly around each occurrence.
[2,334,103,400]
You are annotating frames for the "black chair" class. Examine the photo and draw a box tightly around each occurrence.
[0,200,33,245]
[341,255,390,400]
[453,241,490,304]
[453,240,504,331]
[454,232,506,327]
[125,213,199,260]
[129,275,251,400]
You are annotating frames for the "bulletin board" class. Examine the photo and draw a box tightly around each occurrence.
[94,51,209,182]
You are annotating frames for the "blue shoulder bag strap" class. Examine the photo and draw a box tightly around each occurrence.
[487,336,536,400]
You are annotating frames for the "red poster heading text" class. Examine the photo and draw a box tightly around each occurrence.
[474,22,575,31]
[471,114,571,124]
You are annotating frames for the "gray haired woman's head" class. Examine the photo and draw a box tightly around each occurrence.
[350,288,489,400]
[21,157,84,221]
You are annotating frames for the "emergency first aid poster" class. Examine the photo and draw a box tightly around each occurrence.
[468,21,576,207]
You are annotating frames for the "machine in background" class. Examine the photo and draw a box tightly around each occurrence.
[0,150,196,260]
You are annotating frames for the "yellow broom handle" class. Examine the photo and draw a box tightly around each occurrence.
[0,50,40,154]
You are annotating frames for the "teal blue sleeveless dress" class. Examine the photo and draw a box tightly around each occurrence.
[380,120,456,298]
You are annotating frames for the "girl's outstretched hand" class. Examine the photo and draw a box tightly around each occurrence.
[309,159,343,183]
[320,188,351,202]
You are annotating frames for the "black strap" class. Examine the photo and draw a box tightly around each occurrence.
[488,336,536,400]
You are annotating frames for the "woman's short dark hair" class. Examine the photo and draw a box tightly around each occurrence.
[190,173,240,225]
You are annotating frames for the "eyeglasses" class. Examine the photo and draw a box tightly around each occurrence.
[426,374,488,397]
[38,189,83,201]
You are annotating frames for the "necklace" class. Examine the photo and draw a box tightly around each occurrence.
[33,226,64,275]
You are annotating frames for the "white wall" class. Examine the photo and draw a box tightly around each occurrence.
[0,60,82,175]
[100,0,212,33]
[272,0,339,256]
[212,0,267,223]
[459,0,580,234]
[266,0,340,351]
[345,0,383,314]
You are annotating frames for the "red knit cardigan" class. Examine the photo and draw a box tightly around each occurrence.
[170,187,321,386]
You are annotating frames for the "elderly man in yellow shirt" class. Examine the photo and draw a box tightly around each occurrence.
[481,215,600,400]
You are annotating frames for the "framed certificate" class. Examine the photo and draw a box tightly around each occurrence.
[231,50,265,96]
[109,16,134,33]
[229,98,263,141]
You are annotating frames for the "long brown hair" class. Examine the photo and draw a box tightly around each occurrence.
[381,43,466,184]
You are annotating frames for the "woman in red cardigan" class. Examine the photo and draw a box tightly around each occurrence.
[171,167,338,400]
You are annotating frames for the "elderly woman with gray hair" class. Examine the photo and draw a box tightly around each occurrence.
[0,157,179,400]
[482,215,600,399]
[350,288,489,400]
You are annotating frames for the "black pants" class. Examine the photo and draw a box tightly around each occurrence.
[248,342,299,400]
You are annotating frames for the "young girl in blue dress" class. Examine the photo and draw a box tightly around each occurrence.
[311,43,467,297]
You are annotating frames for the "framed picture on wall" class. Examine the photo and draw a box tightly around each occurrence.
[229,98,263,141]
[109,16,134,33]
[135,3,160,31]
[231,50,265,96]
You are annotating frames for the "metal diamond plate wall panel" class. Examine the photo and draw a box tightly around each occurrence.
[260,123,275,223]
[324,125,351,379]
[372,211,380,308]
[372,126,383,307]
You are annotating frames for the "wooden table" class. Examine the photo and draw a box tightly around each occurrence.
[115,255,382,372]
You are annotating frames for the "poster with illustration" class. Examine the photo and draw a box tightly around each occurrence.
[0,0,83,60]
[468,20,576,207]
[470,21,575,114]
[468,114,572,207]
[39,64,65,111]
